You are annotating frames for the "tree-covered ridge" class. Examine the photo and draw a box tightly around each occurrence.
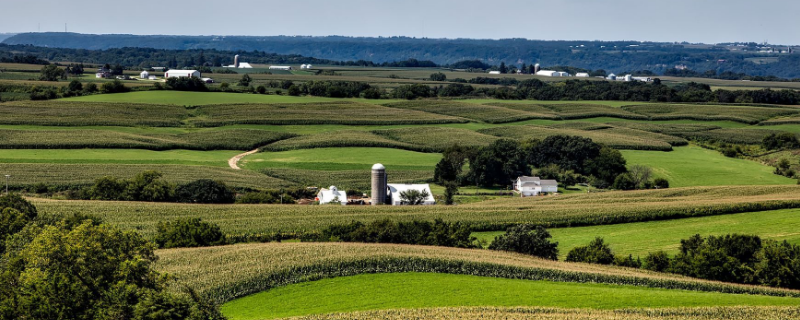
[5,33,800,78]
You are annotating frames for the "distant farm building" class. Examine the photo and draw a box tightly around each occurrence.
[300,64,313,69]
[164,70,201,78]
[151,67,166,71]
[632,76,652,82]
[139,71,150,79]
[514,176,558,197]
[607,73,617,80]
[370,163,435,206]
[536,70,559,77]
[387,184,436,205]
[201,77,214,83]
[488,71,501,74]
[95,67,112,79]
[316,186,348,205]
[269,66,293,71]
[575,72,590,77]
[148,75,157,80]
[557,71,571,77]
[225,55,253,68]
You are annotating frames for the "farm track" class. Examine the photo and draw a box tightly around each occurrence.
[229,148,260,170]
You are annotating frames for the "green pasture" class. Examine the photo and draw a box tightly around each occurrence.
[621,146,796,187]
[62,91,391,105]
[241,147,441,171]
[0,149,237,167]
[474,208,800,258]
[220,273,800,320]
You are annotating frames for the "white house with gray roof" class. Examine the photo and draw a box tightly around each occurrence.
[514,176,558,197]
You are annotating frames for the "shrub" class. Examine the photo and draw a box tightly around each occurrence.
[653,177,670,189]
[565,237,615,265]
[762,132,800,150]
[643,250,671,272]
[175,179,235,204]
[154,218,226,248]
[612,173,637,190]
[488,225,559,260]
[429,72,447,81]
[100,79,129,93]
[287,85,301,96]
[256,85,267,94]
[614,254,642,268]
[312,219,478,248]
[84,82,98,93]
[0,193,38,220]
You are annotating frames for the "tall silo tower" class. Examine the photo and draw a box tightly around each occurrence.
[534,63,541,73]
[234,55,240,68]
[371,163,387,205]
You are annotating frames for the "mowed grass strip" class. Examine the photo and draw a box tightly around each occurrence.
[221,273,800,320]
[0,128,294,150]
[2,163,287,190]
[272,306,800,320]
[33,185,800,237]
[622,104,799,124]
[620,146,796,187]
[383,101,547,123]
[191,102,467,126]
[154,242,800,305]
[0,149,238,166]
[478,125,675,150]
[474,208,800,259]
[0,100,187,126]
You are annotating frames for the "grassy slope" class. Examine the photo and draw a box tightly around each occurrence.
[63,91,390,105]
[0,149,238,167]
[474,208,800,258]
[241,147,440,171]
[621,146,795,187]
[220,273,800,320]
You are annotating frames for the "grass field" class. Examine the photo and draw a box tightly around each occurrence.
[0,149,237,166]
[474,208,800,258]
[620,146,796,187]
[32,185,800,237]
[220,272,800,319]
[242,147,440,171]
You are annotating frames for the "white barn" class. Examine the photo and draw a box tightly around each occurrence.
[316,186,348,205]
[536,70,558,77]
[269,66,293,71]
[488,70,501,74]
[164,70,200,78]
[514,176,558,197]
[140,71,150,79]
[387,184,436,206]
[575,72,590,77]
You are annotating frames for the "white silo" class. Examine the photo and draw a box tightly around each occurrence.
[534,63,540,73]
[624,74,633,82]
[371,163,387,205]
[234,55,240,68]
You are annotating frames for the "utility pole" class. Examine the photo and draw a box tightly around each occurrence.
[4,175,9,194]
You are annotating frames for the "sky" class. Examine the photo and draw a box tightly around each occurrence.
[2,0,799,45]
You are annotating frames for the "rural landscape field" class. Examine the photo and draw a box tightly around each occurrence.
[1,1,800,319]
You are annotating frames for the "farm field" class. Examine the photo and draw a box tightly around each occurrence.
[33,185,800,237]
[620,146,796,187]
[63,90,392,105]
[242,147,440,171]
[474,208,800,258]
[0,149,237,166]
[221,273,800,320]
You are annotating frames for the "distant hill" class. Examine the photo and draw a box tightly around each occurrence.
[4,32,800,78]
[0,33,17,43]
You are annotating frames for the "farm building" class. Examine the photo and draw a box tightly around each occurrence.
[300,64,314,69]
[148,75,157,80]
[201,77,214,83]
[164,70,200,78]
[140,71,149,79]
[632,76,652,82]
[557,71,571,77]
[269,66,293,71]
[536,70,558,77]
[387,184,436,206]
[95,67,111,79]
[316,186,348,205]
[151,67,166,71]
[607,73,617,80]
[488,71,501,74]
[514,176,558,197]
[575,72,590,77]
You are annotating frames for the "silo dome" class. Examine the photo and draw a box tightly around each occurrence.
[372,163,385,170]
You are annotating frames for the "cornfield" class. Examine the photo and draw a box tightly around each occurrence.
[537,103,649,120]
[610,122,722,135]
[478,125,676,151]
[383,101,549,123]
[0,128,294,150]
[261,130,414,152]
[675,128,792,145]
[33,185,800,238]
[373,127,499,152]
[0,100,186,126]
[191,102,467,127]
[622,104,799,124]
[284,306,800,320]
[759,116,800,126]
[153,242,800,304]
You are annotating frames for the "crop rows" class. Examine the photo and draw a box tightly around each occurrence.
[286,306,800,320]
[610,122,722,135]
[261,130,414,152]
[622,104,799,124]
[675,128,793,145]
[191,102,468,126]
[33,185,800,237]
[373,127,499,151]
[260,168,433,191]
[537,103,649,120]
[383,101,549,123]
[0,101,187,126]
[478,125,675,151]
[154,242,800,305]
[0,129,295,150]
[759,116,800,126]
[0,163,288,190]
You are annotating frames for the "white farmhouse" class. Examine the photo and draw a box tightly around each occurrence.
[269,66,293,71]
[514,176,558,197]
[387,184,436,205]
[164,70,200,78]
[316,186,348,205]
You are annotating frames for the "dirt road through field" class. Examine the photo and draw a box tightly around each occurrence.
[229,149,259,170]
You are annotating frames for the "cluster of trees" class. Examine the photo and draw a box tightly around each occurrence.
[762,132,800,150]
[664,68,800,82]
[608,165,670,190]
[0,194,225,319]
[435,136,629,189]
[488,225,559,260]
[0,53,49,64]
[71,171,236,204]
[165,76,208,91]
[306,219,477,248]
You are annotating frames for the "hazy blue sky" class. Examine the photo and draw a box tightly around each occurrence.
[2,0,798,44]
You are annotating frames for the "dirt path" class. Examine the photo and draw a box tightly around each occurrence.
[228,148,259,170]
